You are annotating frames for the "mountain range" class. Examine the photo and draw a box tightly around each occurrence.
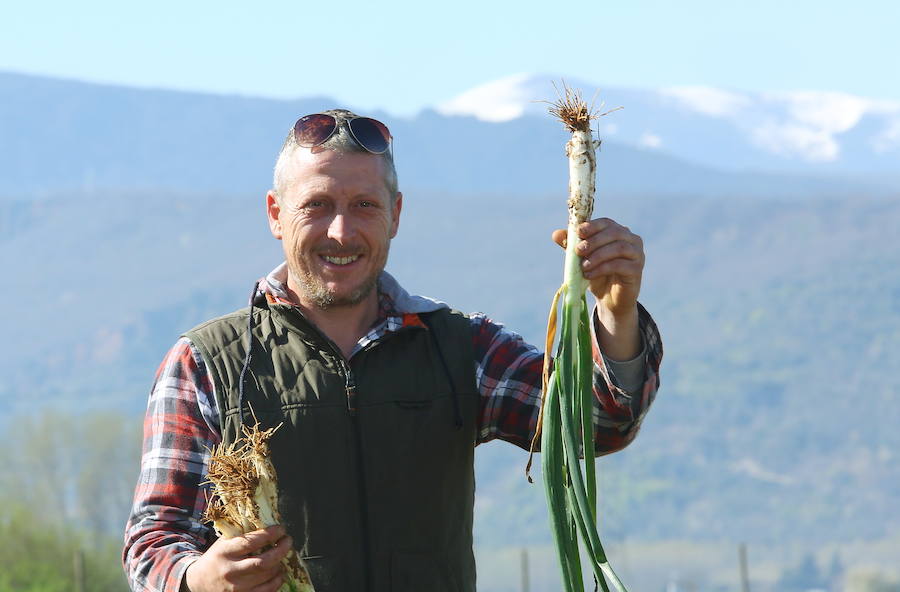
[2,71,898,201]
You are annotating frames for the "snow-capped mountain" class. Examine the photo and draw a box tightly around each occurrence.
[437,73,900,177]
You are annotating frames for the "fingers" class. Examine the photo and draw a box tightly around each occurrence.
[187,526,292,592]
[552,218,641,249]
[577,219,643,264]
[252,571,285,592]
[576,217,613,239]
[222,525,287,558]
[576,218,640,248]
[235,534,293,573]
[583,257,643,280]
[230,531,293,591]
[552,219,644,271]
[580,240,643,278]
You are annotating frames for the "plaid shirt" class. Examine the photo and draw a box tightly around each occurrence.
[123,265,663,592]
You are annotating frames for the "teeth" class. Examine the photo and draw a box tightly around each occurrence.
[322,255,360,265]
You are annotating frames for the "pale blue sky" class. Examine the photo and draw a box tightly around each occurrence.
[3,0,898,116]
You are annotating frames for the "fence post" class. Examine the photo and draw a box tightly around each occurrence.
[739,543,751,592]
[74,547,85,592]
[521,547,530,592]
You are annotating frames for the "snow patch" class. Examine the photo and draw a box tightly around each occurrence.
[660,85,751,118]
[771,90,871,134]
[873,118,900,153]
[640,132,662,149]
[751,122,840,162]
[436,72,601,123]
[436,73,536,122]
[750,91,900,162]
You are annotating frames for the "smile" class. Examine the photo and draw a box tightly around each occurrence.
[321,254,361,266]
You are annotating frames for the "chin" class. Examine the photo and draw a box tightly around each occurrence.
[289,257,385,309]
[301,276,379,310]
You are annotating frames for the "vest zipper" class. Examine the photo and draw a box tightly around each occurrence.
[341,360,374,592]
[283,307,406,590]
[345,366,358,416]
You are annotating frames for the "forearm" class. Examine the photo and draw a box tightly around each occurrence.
[123,434,214,592]
[471,302,662,453]
[595,301,641,362]
[123,338,221,591]
[123,453,214,592]
[124,520,205,592]
[603,340,646,395]
[471,313,544,449]
[589,301,663,455]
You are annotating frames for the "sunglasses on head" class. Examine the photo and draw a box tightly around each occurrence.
[292,113,392,155]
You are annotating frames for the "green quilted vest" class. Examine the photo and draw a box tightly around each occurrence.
[185,298,480,592]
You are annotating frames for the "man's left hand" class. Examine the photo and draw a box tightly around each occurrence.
[552,217,645,360]
[552,217,644,314]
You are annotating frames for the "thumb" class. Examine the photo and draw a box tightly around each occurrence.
[551,229,567,249]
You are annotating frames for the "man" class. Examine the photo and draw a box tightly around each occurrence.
[123,109,662,592]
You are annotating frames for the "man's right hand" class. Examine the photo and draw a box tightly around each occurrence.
[183,525,293,592]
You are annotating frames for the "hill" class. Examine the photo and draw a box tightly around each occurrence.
[2,188,898,548]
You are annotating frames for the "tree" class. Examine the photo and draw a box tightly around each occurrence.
[0,502,126,592]
[777,553,827,592]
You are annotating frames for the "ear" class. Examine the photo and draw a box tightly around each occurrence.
[266,190,283,240]
[389,191,403,239]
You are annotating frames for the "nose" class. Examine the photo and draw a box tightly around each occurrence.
[326,211,354,243]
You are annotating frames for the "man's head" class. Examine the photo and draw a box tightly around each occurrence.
[266,109,403,310]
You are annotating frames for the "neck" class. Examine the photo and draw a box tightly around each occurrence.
[286,282,380,359]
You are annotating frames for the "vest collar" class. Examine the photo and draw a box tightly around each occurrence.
[255,262,451,354]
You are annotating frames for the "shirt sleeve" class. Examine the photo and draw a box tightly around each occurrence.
[122,337,221,592]
[472,301,663,455]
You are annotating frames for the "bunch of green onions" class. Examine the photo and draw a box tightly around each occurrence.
[528,87,628,592]
[204,421,315,592]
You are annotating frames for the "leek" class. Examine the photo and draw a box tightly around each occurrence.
[532,86,628,592]
[204,421,315,592]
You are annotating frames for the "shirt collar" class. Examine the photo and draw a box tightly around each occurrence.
[258,261,448,323]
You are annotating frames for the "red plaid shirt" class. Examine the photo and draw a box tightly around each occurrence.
[123,266,663,592]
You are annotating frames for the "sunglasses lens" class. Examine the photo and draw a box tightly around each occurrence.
[293,114,336,147]
[348,117,391,154]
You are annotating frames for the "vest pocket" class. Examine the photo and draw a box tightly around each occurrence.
[391,551,458,592]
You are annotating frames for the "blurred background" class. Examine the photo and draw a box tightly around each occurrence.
[1,1,898,591]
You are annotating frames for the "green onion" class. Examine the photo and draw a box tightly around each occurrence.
[529,86,628,592]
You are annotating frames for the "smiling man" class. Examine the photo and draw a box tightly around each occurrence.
[123,109,663,592]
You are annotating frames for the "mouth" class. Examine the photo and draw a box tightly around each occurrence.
[319,254,362,266]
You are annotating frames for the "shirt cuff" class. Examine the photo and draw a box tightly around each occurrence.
[175,553,201,592]
[592,304,649,396]
[602,338,647,395]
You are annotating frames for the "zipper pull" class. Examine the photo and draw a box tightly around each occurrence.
[345,370,358,416]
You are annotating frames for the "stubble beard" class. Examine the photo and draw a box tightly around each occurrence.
[288,246,389,310]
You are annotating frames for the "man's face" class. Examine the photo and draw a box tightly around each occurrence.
[267,147,401,310]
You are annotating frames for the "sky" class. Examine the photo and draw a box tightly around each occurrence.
[2,0,899,117]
